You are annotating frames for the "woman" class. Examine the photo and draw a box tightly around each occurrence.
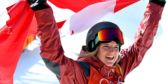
[27,0,166,84]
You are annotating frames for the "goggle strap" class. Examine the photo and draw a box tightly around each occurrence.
[92,41,94,48]
[92,36,100,49]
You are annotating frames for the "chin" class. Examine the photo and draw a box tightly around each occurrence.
[105,62,114,66]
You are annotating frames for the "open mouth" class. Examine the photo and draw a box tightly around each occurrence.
[105,56,114,60]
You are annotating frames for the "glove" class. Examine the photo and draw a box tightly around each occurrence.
[149,0,166,7]
[27,0,49,11]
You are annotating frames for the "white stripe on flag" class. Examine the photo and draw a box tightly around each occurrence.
[59,0,117,38]
[48,1,75,22]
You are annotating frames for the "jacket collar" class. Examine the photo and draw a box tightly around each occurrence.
[77,46,117,77]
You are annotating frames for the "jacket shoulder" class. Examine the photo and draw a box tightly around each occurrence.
[77,61,90,77]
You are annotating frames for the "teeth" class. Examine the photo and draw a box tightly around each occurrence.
[106,56,114,58]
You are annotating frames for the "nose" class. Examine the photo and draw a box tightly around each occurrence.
[109,47,114,52]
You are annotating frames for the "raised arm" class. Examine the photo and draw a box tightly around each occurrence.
[27,0,75,80]
[119,1,166,79]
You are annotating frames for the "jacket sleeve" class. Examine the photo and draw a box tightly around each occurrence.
[34,8,75,81]
[119,2,164,79]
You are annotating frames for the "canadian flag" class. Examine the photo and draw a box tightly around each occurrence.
[0,0,139,83]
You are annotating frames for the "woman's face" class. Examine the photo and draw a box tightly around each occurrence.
[97,41,119,66]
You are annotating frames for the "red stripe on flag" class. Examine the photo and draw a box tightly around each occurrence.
[6,3,16,12]
[27,16,37,37]
[114,0,140,13]
[48,0,103,12]
[0,25,12,43]
[57,20,66,29]
[0,25,13,34]
[0,1,34,83]
[71,30,74,35]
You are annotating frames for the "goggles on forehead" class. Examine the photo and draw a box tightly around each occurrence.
[97,28,124,45]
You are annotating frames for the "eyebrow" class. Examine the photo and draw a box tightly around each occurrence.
[103,43,119,46]
[115,45,119,47]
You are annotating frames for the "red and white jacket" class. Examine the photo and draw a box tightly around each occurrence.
[34,2,164,84]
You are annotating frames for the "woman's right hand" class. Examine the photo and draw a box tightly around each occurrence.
[27,0,49,11]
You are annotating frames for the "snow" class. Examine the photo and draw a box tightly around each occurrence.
[13,37,60,84]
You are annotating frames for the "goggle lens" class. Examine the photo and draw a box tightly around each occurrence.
[98,28,124,44]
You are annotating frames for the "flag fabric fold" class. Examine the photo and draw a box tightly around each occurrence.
[0,1,34,83]
[59,0,140,37]
[0,0,140,83]
[48,0,103,12]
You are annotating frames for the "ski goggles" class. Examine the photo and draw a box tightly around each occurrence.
[97,28,124,44]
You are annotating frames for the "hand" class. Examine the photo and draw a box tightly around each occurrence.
[149,0,166,7]
[27,0,49,11]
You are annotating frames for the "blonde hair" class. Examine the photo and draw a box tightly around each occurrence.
[115,55,120,65]
[77,46,121,65]
[77,46,99,57]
